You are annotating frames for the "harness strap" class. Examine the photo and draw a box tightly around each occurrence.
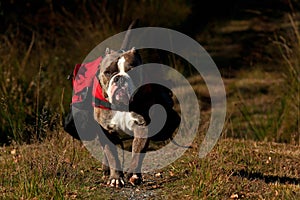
[92,76,127,111]
[93,96,113,109]
[91,53,130,111]
[93,92,128,111]
[92,77,111,110]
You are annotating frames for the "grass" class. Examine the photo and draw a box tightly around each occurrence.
[0,1,299,199]
[1,1,298,145]
[1,62,298,198]
[0,0,192,145]
[211,13,300,144]
[0,133,299,199]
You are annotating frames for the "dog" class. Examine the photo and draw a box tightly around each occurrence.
[91,21,180,187]
[93,47,149,187]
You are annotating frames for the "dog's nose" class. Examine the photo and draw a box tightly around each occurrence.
[114,75,125,86]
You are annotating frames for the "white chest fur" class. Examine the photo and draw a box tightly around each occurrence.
[110,111,135,133]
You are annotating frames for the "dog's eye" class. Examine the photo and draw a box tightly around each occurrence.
[104,71,111,77]
[104,70,118,78]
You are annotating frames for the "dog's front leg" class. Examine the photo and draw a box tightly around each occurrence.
[102,141,125,188]
[108,111,149,185]
[127,115,149,185]
[94,109,125,188]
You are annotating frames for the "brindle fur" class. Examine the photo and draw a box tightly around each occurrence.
[94,48,148,187]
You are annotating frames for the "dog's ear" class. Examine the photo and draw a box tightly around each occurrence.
[105,48,110,55]
[130,47,142,64]
[105,48,117,55]
[130,47,137,54]
[130,47,141,57]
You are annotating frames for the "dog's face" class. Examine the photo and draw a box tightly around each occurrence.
[98,47,142,106]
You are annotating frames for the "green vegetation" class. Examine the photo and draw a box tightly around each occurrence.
[1,135,299,199]
[0,0,298,145]
[0,0,299,199]
[228,14,300,143]
[0,0,191,145]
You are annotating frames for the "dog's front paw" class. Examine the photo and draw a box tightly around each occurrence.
[131,112,146,126]
[107,177,125,188]
[102,165,110,177]
[128,174,143,186]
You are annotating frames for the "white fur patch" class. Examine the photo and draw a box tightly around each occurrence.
[107,78,115,103]
[117,56,126,74]
[106,56,136,103]
[110,111,135,133]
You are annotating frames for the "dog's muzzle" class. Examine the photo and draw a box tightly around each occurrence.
[109,74,133,106]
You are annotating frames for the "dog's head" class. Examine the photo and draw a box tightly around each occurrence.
[98,47,142,106]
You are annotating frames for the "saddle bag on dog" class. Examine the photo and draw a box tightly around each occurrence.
[64,57,102,140]
[64,56,180,142]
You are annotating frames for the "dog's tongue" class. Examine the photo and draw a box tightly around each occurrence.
[115,89,129,104]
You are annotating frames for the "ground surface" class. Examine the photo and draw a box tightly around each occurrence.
[1,4,299,199]
[1,135,299,199]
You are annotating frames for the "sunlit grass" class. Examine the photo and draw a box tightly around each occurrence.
[1,133,299,199]
[223,14,300,144]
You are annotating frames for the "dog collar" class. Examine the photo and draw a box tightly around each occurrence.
[92,78,112,110]
[92,50,131,111]
[92,78,129,111]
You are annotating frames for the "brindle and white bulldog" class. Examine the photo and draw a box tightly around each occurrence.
[93,47,149,187]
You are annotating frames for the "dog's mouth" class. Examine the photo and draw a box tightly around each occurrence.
[114,87,130,104]
[110,85,131,105]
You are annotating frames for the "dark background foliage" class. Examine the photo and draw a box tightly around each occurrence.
[0,0,299,144]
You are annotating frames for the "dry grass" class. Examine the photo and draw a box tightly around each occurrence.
[0,133,299,199]
[0,0,192,145]
[0,2,299,199]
